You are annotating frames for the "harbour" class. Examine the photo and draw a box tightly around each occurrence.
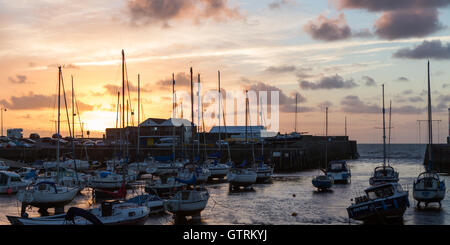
[0,144,448,225]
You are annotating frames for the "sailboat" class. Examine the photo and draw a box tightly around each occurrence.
[164,67,209,220]
[413,61,446,208]
[206,71,231,180]
[312,132,333,191]
[227,90,257,190]
[176,73,211,184]
[17,66,79,216]
[255,96,273,183]
[369,85,399,186]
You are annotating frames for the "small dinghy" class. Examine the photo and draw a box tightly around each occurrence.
[312,175,333,191]
[347,182,409,223]
[7,201,149,225]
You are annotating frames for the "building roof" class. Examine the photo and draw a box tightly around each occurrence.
[139,118,167,127]
[209,126,264,134]
[139,118,194,127]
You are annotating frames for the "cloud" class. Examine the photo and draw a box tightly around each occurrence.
[157,72,191,90]
[402,89,413,95]
[340,95,426,114]
[103,82,152,96]
[393,105,424,114]
[408,96,424,102]
[396,76,409,82]
[299,74,358,90]
[127,0,241,25]
[335,0,449,40]
[243,81,308,113]
[264,65,297,74]
[341,95,380,114]
[303,13,352,41]
[8,75,28,84]
[47,63,81,69]
[0,92,94,111]
[268,0,295,9]
[374,9,443,40]
[335,0,450,12]
[393,40,450,60]
[362,76,376,86]
[318,101,333,110]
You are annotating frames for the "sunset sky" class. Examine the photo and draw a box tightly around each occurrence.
[1,0,450,143]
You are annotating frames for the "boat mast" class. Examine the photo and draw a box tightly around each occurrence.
[72,76,79,183]
[218,71,221,152]
[121,50,125,159]
[295,93,298,133]
[427,61,433,171]
[197,74,201,158]
[382,84,386,169]
[190,67,194,164]
[326,107,328,137]
[172,73,176,162]
[345,116,347,137]
[137,74,140,160]
[57,66,61,183]
[388,100,392,166]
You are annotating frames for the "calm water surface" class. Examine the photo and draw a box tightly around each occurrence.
[1,144,448,225]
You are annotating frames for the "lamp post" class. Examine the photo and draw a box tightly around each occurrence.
[1,107,6,137]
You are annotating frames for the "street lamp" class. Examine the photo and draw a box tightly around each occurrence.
[1,108,6,137]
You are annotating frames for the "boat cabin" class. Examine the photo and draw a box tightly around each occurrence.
[0,171,23,186]
[327,160,348,172]
[414,172,442,189]
[365,183,403,201]
[373,166,397,177]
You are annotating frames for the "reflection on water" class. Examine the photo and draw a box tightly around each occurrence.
[0,144,449,225]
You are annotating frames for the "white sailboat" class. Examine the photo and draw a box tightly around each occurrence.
[369,85,399,186]
[164,67,209,220]
[17,66,79,214]
[227,90,257,190]
[413,61,446,208]
[7,202,149,225]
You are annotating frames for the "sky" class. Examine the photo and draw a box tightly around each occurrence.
[1,0,450,143]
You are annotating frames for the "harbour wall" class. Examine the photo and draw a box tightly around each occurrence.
[0,137,358,173]
[425,144,450,173]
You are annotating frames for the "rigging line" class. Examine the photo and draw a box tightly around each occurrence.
[60,70,72,138]
[75,92,83,137]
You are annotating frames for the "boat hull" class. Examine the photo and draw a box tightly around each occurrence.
[312,179,333,190]
[413,189,445,203]
[347,193,409,222]
[227,173,257,187]
[0,183,28,194]
[327,172,350,184]
[17,188,79,209]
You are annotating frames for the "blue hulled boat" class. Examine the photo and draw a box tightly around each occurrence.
[347,182,409,223]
